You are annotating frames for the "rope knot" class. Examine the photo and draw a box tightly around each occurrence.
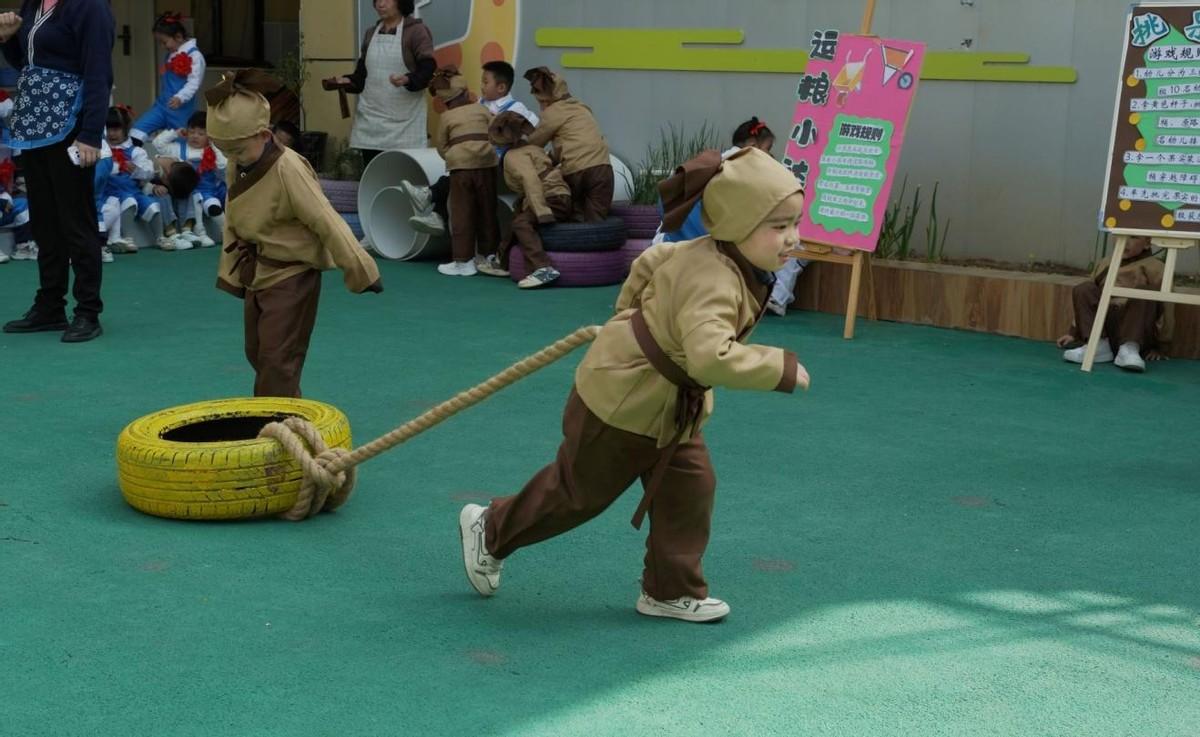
[258,417,357,521]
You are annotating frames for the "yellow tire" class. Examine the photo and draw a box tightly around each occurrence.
[117,398,352,520]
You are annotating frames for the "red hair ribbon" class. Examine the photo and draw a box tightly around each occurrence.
[749,120,767,136]
[0,159,15,191]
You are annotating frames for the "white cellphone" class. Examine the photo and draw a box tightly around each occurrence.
[67,144,82,167]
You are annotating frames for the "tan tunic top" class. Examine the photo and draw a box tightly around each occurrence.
[435,103,498,172]
[575,237,798,446]
[217,145,381,296]
[503,144,570,222]
[526,98,609,176]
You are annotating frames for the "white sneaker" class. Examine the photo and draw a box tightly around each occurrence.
[476,254,509,277]
[437,260,477,277]
[192,225,215,248]
[0,249,9,264]
[108,237,137,254]
[157,234,178,250]
[636,592,730,623]
[410,211,446,236]
[100,246,114,263]
[12,242,37,261]
[518,266,561,289]
[766,299,786,317]
[401,181,434,213]
[1063,342,1113,365]
[172,233,195,251]
[1115,342,1146,372]
[459,504,502,597]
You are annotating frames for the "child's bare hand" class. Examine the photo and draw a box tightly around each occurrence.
[389,74,408,87]
[1147,349,1169,361]
[152,184,168,196]
[795,362,811,391]
[168,97,182,110]
[1056,333,1076,349]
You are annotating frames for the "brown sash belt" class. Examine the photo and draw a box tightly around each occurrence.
[446,133,491,148]
[225,240,306,287]
[628,309,710,530]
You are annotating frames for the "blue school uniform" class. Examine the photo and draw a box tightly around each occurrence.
[131,39,205,140]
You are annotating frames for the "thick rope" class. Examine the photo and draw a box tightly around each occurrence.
[258,325,601,521]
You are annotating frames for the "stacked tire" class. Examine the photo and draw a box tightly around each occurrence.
[508,216,628,287]
[610,204,661,240]
[320,179,364,239]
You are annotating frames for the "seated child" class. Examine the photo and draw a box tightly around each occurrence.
[458,147,810,623]
[1058,236,1171,372]
[100,106,157,260]
[428,65,499,277]
[131,12,207,145]
[405,60,538,235]
[485,111,573,288]
[207,70,382,398]
[147,159,201,250]
[524,67,613,222]
[152,111,227,246]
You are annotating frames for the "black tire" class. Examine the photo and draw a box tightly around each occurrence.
[538,216,628,253]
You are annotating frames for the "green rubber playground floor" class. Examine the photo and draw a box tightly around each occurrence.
[2,249,1198,736]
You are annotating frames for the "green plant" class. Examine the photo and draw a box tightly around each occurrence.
[924,182,951,263]
[320,138,364,181]
[625,122,723,205]
[876,180,921,260]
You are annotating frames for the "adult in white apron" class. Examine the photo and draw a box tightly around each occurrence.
[339,0,436,165]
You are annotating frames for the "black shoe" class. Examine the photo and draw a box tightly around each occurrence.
[3,310,69,333]
[61,315,103,343]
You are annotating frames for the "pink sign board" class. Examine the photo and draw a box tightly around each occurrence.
[783,32,926,251]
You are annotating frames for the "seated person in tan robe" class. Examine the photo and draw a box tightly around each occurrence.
[207,71,382,398]
[484,110,574,288]
[457,148,811,624]
[523,67,613,223]
[1059,236,1172,372]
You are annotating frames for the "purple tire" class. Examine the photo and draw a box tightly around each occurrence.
[320,179,360,214]
[620,239,654,272]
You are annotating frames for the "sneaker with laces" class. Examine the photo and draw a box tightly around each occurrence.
[410,211,446,236]
[12,242,37,260]
[401,181,434,213]
[1063,342,1113,365]
[108,238,137,254]
[476,254,509,277]
[459,504,503,596]
[173,233,195,251]
[766,299,787,317]
[437,260,478,277]
[636,592,730,623]
[518,266,561,289]
[157,234,178,250]
[1115,342,1146,372]
[100,246,114,263]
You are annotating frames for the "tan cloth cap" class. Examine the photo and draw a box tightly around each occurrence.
[204,70,271,140]
[429,65,468,102]
[524,67,569,103]
[489,111,534,147]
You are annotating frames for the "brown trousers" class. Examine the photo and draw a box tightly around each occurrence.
[485,388,717,601]
[244,269,322,398]
[503,195,573,271]
[563,164,614,223]
[1070,281,1160,350]
[448,167,500,262]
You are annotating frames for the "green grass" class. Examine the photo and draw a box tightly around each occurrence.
[2,250,1198,736]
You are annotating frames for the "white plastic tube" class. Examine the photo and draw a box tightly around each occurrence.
[358,148,446,255]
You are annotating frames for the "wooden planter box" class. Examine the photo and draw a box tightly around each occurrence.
[794,258,1200,359]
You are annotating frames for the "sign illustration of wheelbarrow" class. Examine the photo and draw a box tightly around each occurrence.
[833,49,872,106]
[881,42,915,90]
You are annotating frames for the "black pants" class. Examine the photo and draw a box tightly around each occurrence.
[431,175,451,221]
[359,148,382,167]
[23,139,104,319]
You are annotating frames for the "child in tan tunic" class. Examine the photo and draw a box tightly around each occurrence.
[430,65,499,277]
[486,111,573,288]
[523,67,613,222]
[1058,236,1172,372]
[458,147,811,623]
[206,71,382,398]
